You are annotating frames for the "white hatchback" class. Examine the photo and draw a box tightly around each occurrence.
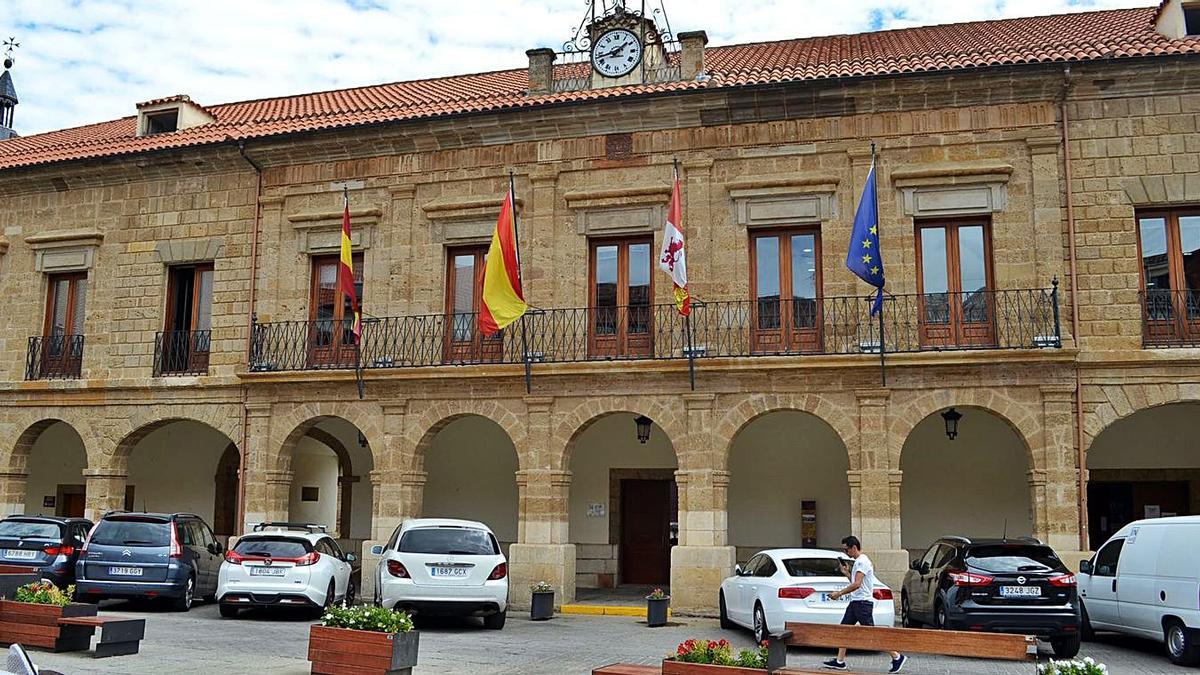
[217,524,355,618]
[719,548,896,643]
[373,518,508,629]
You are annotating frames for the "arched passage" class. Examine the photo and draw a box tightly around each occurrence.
[16,420,88,517]
[286,417,375,547]
[1086,402,1200,548]
[727,410,851,562]
[900,407,1033,555]
[567,412,678,589]
[419,415,519,553]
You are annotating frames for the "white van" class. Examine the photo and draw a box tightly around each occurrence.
[1078,515,1200,665]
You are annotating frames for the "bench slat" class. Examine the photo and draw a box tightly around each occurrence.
[592,664,662,674]
[781,622,1036,661]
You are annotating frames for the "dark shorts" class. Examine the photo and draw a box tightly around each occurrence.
[840,600,875,626]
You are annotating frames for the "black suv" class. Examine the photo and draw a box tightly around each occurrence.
[75,512,225,611]
[901,537,1081,658]
[0,515,92,587]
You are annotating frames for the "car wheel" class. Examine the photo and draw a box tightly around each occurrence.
[934,600,947,630]
[753,604,768,645]
[1165,620,1200,666]
[1079,603,1095,642]
[344,580,357,607]
[171,576,195,612]
[483,610,506,630]
[900,592,919,628]
[219,604,239,619]
[1051,633,1081,659]
[323,581,336,610]
[719,591,735,630]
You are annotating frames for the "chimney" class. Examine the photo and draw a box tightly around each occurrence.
[678,30,708,81]
[526,48,557,95]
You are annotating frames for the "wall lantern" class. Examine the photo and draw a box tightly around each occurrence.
[941,408,963,441]
[634,415,653,444]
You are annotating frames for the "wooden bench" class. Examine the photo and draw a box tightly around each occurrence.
[769,621,1037,667]
[56,616,145,657]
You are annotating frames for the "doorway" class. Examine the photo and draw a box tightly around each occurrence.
[1088,480,1190,548]
[55,485,86,518]
[619,479,674,585]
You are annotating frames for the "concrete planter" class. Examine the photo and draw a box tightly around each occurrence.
[647,597,670,627]
[308,624,419,674]
[661,660,766,675]
[530,591,554,620]
[0,599,99,651]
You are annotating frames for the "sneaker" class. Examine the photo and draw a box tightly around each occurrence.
[889,654,907,673]
[822,659,848,670]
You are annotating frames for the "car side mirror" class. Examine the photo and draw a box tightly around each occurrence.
[370,545,384,556]
[734,564,745,576]
[1078,559,1092,575]
[345,553,357,563]
[920,562,930,575]
[909,559,921,571]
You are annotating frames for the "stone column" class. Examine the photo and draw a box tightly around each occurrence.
[359,469,393,604]
[359,401,410,601]
[1040,385,1086,562]
[855,391,908,590]
[1027,137,1070,343]
[0,472,27,516]
[239,403,274,533]
[82,469,127,522]
[262,470,293,524]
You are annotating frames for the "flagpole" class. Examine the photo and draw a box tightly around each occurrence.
[346,185,365,399]
[871,143,886,387]
[510,170,532,394]
[674,157,696,391]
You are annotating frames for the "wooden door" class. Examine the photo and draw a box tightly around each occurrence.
[308,254,362,368]
[443,248,503,363]
[62,492,85,519]
[590,239,653,359]
[750,230,822,354]
[163,264,213,374]
[916,221,995,349]
[620,479,672,585]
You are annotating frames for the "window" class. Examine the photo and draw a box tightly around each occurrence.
[1138,208,1200,344]
[160,264,213,375]
[39,272,87,378]
[1092,538,1125,577]
[1186,5,1200,35]
[931,544,957,569]
[308,253,362,367]
[444,246,503,363]
[915,220,995,348]
[144,110,178,135]
[754,556,778,577]
[918,545,940,570]
[749,229,822,353]
[589,237,653,358]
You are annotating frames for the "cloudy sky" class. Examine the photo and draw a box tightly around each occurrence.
[5,0,1152,135]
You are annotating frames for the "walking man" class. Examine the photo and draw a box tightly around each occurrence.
[822,536,907,673]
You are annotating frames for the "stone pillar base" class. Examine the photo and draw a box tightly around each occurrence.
[359,539,385,604]
[870,549,912,593]
[670,545,735,616]
[508,543,575,611]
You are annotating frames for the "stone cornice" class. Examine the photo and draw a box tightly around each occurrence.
[726,173,839,193]
[563,184,671,210]
[286,208,382,225]
[889,160,1014,186]
[420,194,523,220]
[24,229,104,248]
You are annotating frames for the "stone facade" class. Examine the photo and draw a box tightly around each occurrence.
[2,55,1200,615]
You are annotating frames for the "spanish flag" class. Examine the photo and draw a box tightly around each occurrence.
[338,190,362,342]
[479,187,526,337]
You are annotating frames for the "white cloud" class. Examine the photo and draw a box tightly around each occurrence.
[3,0,1153,135]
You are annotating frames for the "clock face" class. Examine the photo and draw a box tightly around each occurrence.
[591,29,642,78]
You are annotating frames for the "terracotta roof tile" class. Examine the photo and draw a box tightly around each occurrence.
[0,6,1195,171]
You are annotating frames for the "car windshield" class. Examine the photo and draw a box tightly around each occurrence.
[90,519,170,547]
[233,538,311,558]
[399,528,498,555]
[0,521,61,539]
[782,558,845,577]
[966,545,1062,573]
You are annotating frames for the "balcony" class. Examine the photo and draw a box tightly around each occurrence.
[1141,289,1200,348]
[25,334,84,380]
[247,287,1061,374]
[154,329,212,376]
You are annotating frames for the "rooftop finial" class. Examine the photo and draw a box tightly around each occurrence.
[3,37,18,70]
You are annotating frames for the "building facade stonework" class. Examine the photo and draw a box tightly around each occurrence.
[1,5,1200,614]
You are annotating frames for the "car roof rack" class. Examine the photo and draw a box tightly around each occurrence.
[252,521,327,534]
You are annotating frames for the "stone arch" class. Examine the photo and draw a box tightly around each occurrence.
[888,388,1040,471]
[715,393,859,473]
[407,399,527,474]
[556,396,685,472]
[1082,383,1200,453]
[272,401,384,474]
[108,404,242,474]
[5,410,97,475]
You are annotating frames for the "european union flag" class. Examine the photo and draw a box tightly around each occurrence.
[846,159,885,315]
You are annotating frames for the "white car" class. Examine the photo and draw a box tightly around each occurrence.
[719,548,896,643]
[217,523,355,618]
[372,518,508,629]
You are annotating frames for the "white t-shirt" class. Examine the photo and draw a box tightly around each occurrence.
[848,553,876,602]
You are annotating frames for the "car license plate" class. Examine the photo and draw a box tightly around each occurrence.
[999,586,1041,598]
[4,549,36,560]
[108,566,143,577]
[249,567,287,577]
[820,593,838,602]
[430,566,468,578]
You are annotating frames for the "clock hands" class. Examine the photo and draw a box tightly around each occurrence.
[603,40,635,60]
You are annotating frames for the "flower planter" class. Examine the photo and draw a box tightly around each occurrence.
[530,590,555,621]
[307,624,419,675]
[0,599,99,651]
[646,597,670,627]
[662,660,766,675]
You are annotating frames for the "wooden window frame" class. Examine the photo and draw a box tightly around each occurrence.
[443,245,503,363]
[914,218,997,349]
[42,272,87,338]
[748,227,823,354]
[307,253,363,367]
[40,273,87,378]
[1135,207,1200,344]
[588,236,654,359]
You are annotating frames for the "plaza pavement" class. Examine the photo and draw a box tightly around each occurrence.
[31,600,1180,674]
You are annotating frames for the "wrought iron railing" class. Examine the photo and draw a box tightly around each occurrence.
[25,334,85,380]
[1141,289,1200,348]
[154,330,212,376]
[550,41,681,93]
[248,286,1060,373]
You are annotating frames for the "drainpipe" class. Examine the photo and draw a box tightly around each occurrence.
[1059,67,1088,551]
[237,140,264,537]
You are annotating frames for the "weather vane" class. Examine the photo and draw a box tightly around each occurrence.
[3,37,17,70]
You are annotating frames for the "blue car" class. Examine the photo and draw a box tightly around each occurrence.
[76,512,225,611]
[0,515,92,588]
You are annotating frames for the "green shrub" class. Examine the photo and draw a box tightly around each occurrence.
[1038,657,1107,675]
[14,581,73,607]
[669,639,768,668]
[321,604,414,634]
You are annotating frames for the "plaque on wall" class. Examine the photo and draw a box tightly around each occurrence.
[42,496,55,508]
